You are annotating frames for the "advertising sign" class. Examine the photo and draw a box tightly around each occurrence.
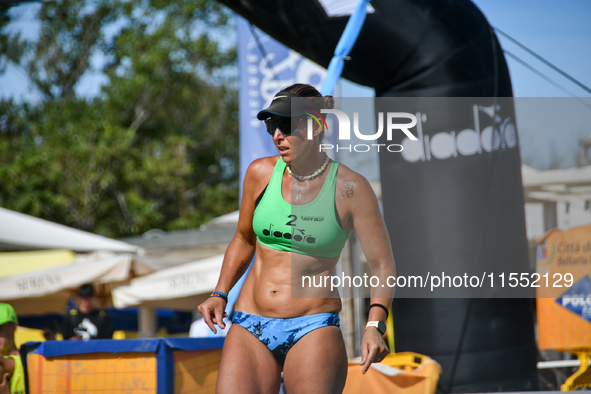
[537,224,591,350]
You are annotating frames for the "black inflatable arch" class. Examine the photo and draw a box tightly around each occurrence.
[221,0,538,391]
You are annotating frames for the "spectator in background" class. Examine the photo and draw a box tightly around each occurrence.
[0,303,24,394]
[62,283,114,340]
[41,321,61,341]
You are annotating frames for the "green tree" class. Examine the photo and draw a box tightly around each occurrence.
[0,0,238,238]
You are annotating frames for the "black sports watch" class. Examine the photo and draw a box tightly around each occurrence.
[365,321,387,335]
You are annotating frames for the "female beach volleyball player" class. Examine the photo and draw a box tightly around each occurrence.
[198,83,396,394]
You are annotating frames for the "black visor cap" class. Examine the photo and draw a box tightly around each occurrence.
[257,91,324,120]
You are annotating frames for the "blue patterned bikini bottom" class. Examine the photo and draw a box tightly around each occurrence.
[232,311,340,365]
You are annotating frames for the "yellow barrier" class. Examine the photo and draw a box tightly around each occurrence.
[344,352,441,394]
[562,352,591,391]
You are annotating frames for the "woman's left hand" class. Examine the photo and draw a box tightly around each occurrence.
[359,328,389,374]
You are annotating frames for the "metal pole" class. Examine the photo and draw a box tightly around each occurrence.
[543,201,557,231]
[138,307,157,338]
[338,238,356,357]
[350,232,365,357]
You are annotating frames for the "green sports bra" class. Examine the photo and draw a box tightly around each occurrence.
[252,158,351,258]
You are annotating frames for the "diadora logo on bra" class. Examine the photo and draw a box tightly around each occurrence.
[262,214,318,244]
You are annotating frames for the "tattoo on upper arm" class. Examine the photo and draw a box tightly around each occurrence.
[342,180,356,198]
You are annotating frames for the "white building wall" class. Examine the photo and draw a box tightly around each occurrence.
[525,201,591,240]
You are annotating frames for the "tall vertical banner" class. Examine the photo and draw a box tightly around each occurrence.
[237,16,326,192]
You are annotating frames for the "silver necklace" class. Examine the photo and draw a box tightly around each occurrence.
[287,154,330,181]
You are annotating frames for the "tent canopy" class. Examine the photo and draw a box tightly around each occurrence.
[0,252,156,315]
[0,207,140,253]
[0,249,76,279]
[112,255,224,311]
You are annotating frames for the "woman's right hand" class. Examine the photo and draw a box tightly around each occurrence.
[198,297,228,334]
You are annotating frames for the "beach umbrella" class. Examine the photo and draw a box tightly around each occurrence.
[0,207,140,253]
[0,252,156,315]
[0,249,77,279]
[112,255,224,311]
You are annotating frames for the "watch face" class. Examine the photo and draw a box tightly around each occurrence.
[377,321,387,334]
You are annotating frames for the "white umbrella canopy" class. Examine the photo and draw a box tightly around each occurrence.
[112,254,224,311]
[0,252,156,315]
[0,207,140,252]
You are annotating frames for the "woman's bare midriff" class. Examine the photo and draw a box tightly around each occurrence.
[234,243,342,318]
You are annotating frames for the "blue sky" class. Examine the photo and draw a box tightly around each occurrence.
[473,0,591,98]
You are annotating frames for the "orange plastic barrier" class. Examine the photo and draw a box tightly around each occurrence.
[21,338,224,394]
[27,352,157,394]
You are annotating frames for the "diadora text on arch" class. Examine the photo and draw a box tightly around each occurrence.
[401,104,517,162]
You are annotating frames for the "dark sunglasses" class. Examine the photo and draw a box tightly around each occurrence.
[264,117,306,136]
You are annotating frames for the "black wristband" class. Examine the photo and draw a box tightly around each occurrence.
[210,291,228,303]
[369,303,389,318]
